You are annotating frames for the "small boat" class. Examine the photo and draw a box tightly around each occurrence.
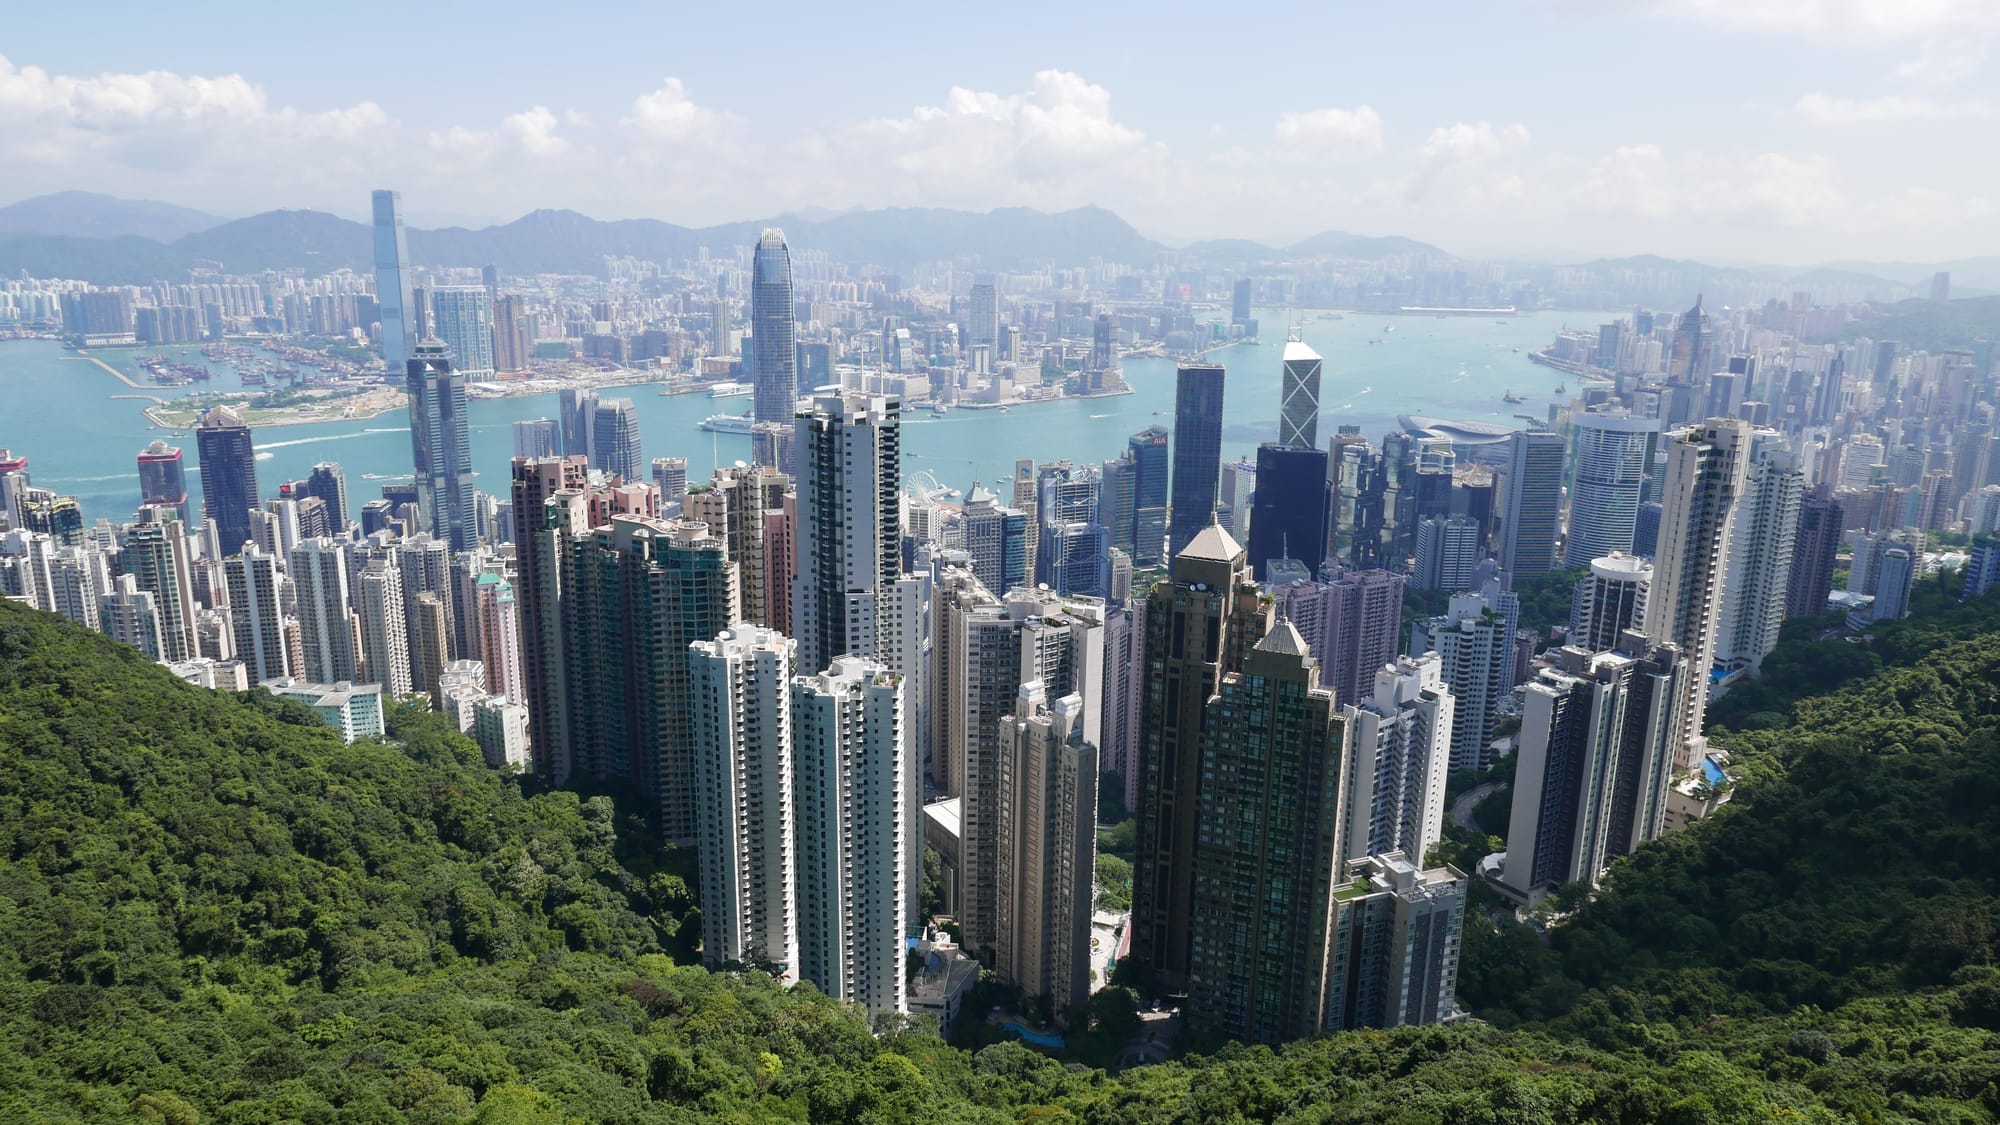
[1502,390,1525,404]
[930,402,949,416]
[1554,382,1567,393]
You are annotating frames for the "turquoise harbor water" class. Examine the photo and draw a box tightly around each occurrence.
[0,310,1602,522]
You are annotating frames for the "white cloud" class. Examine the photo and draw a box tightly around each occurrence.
[502,107,568,157]
[625,77,739,142]
[1890,38,1990,84]
[1794,92,1998,123]
[1272,106,1384,154]
[1661,0,2000,43]
[1571,144,1844,227]
[1418,121,1530,162]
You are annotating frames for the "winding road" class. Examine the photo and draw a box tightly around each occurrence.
[1451,781,1505,833]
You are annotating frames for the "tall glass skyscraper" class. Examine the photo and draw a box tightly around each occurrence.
[406,342,477,551]
[195,405,258,557]
[751,229,798,426]
[431,286,495,376]
[1279,340,1322,450]
[1563,413,1659,567]
[592,398,644,483]
[371,190,414,373]
[1168,363,1226,558]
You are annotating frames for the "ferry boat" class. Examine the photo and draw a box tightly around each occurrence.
[699,411,754,435]
[708,381,753,398]
[1502,390,1525,404]
[929,402,949,416]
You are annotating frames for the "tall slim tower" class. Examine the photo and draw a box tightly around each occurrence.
[792,656,908,1016]
[1247,443,1330,580]
[291,538,357,684]
[689,624,799,979]
[510,455,588,778]
[591,397,644,482]
[994,683,1099,1014]
[431,286,495,376]
[1131,525,1269,991]
[683,464,790,629]
[356,557,412,697]
[196,405,259,558]
[751,229,799,424]
[1343,652,1455,865]
[1279,340,1323,450]
[1716,434,1802,673]
[968,277,1000,349]
[371,189,414,373]
[1168,363,1226,558]
[1785,484,1845,619]
[1186,620,1348,1045]
[1644,418,1751,766]
[120,509,199,663]
[226,546,289,683]
[792,393,900,677]
[1563,414,1658,567]
[1500,429,1563,581]
[406,341,477,551]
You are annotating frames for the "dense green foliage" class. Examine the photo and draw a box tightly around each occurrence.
[1839,296,2000,351]
[4,592,2000,1122]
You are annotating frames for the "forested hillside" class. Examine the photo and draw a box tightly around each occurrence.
[1,598,1998,1122]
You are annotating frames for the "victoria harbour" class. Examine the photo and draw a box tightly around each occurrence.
[4,310,1592,521]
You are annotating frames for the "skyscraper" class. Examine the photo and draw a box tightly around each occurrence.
[1716,434,1802,673]
[1663,295,1713,427]
[120,508,198,662]
[792,393,900,677]
[227,546,289,684]
[1272,566,1407,713]
[1187,620,1347,1045]
[196,405,259,557]
[136,441,190,526]
[1563,414,1658,567]
[356,556,412,698]
[406,342,477,551]
[1247,443,1330,581]
[513,419,559,459]
[100,574,164,659]
[792,656,908,1016]
[430,286,495,377]
[651,457,689,512]
[1168,363,1225,557]
[1499,641,1683,900]
[1570,552,1651,653]
[1786,484,1845,618]
[689,624,799,979]
[959,483,1028,597]
[751,229,799,423]
[371,189,414,373]
[1500,429,1563,581]
[559,388,597,462]
[1410,584,1515,771]
[1411,516,1481,592]
[303,463,348,530]
[1279,340,1323,450]
[1343,653,1454,864]
[993,683,1098,1014]
[968,277,1000,349]
[1644,418,1751,766]
[1110,425,1170,566]
[683,464,789,628]
[511,455,589,778]
[1131,524,1269,991]
[591,397,644,482]
[291,538,357,684]
[1324,852,1465,1031]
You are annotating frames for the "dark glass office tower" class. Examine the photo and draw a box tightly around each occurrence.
[751,229,799,425]
[195,405,258,557]
[592,397,644,482]
[1168,363,1225,558]
[1247,442,1330,580]
[406,341,477,551]
[136,440,190,526]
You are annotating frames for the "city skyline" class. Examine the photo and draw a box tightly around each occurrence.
[1,3,1997,262]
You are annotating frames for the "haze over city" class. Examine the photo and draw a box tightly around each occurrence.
[3,0,1997,259]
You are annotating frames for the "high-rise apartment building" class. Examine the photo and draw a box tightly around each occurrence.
[652,457,689,512]
[1187,621,1347,1044]
[196,405,259,557]
[1786,484,1845,619]
[1168,363,1226,558]
[227,546,289,683]
[1324,852,1465,1031]
[993,683,1098,1014]
[406,342,477,551]
[557,515,737,841]
[1644,418,1751,765]
[1343,653,1454,864]
[430,286,495,376]
[371,189,414,373]
[792,393,900,677]
[355,556,412,698]
[1411,516,1481,592]
[792,656,909,1016]
[513,419,559,459]
[474,572,525,706]
[1131,525,1269,991]
[1410,584,1515,771]
[1499,640,1683,901]
[1279,340,1323,450]
[120,508,199,662]
[1716,434,1802,673]
[1104,425,1170,566]
[968,277,1000,350]
[291,538,357,684]
[684,464,789,628]
[689,624,799,979]
[100,574,164,658]
[510,455,589,776]
[751,230,800,422]
[960,484,1028,598]
[1570,552,1651,653]
[1500,429,1563,581]
[1563,414,1658,567]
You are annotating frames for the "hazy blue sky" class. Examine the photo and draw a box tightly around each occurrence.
[2,1,1995,262]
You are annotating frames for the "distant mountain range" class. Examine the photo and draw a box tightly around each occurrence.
[0,192,1987,298]
[0,195,1448,285]
[0,191,227,244]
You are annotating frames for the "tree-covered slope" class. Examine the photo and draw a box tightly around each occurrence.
[2,598,1999,1122]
